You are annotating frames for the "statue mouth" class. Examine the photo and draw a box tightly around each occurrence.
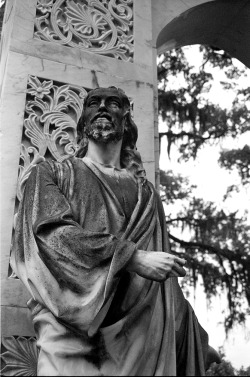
[95,117,111,123]
[92,113,112,123]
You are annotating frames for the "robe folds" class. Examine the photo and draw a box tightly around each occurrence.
[11,156,210,376]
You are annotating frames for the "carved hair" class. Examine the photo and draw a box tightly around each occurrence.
[76,87,146,182]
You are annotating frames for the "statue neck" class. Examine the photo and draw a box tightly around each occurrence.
[85,139,123,169]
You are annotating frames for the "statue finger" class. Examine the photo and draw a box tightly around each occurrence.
[172,263,186,277]
[173,256,186,266]
[168,270,180,278]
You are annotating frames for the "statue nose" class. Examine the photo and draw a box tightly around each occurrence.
[99,99,107,110]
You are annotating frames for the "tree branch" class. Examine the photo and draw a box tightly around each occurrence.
[166,216,195,224]
[168,232,236,261]
[159,126,229,142]
[159,131,210,141]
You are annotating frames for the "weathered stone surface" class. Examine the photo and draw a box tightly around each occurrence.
[1,306,35,336]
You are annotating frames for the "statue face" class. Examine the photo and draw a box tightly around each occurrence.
[83,88,128,143]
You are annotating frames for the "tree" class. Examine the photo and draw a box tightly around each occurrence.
[158,45,250,331]
[237,366,250,376]
[158,46,250,162]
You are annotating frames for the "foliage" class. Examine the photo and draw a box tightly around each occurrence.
[158,45,250,331]
[206,360,236,376]
[237,366,250,376]
[158,46,250,162]
[159,169,196,203]
[206,349,250,376]
[219,145,250,185]
[161,169,250,329]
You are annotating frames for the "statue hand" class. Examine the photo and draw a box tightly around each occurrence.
[127,250,186,282]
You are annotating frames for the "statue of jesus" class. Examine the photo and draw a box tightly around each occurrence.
[11,86,219,376]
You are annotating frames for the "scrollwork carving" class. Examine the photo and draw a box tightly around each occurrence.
[34,0,134,61]
[17,75,87,202]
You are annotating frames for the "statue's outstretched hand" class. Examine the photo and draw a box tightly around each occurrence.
[127,250,186,282]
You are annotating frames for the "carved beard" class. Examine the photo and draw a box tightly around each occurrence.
[85,116,124,144]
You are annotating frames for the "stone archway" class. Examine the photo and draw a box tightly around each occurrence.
[153,0,250,67]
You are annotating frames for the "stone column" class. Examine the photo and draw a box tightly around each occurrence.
[0,0,156,341]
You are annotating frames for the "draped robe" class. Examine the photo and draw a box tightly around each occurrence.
[11,156,210,376]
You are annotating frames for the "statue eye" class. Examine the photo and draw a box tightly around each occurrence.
[108,100,120,108]
[88,100,98,107]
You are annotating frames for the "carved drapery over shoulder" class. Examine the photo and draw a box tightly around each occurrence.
[17,75,87,202]
[34,0,134,62]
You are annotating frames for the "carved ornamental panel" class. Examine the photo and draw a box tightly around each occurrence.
[17,75,87,203]
[34,0,134,62]
[1,337,38,376]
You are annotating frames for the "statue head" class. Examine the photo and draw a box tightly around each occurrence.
[76,86,145,180]
[76,87,138,156]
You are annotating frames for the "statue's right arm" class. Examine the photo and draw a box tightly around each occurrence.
[11,161,137,331]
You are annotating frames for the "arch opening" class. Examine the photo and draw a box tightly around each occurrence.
[155,0,250,68]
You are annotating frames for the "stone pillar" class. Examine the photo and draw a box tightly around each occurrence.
[0,0,157,341]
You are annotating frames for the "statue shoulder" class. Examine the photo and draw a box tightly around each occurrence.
[29,157,79,190]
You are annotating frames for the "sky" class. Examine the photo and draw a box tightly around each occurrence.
[159,45,250,369]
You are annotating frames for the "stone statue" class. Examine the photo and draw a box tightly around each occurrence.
[11,87,219,376]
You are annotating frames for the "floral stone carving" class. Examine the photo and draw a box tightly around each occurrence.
[0,337,38,376]
[34,0,134,62]
[17,75,87,202]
